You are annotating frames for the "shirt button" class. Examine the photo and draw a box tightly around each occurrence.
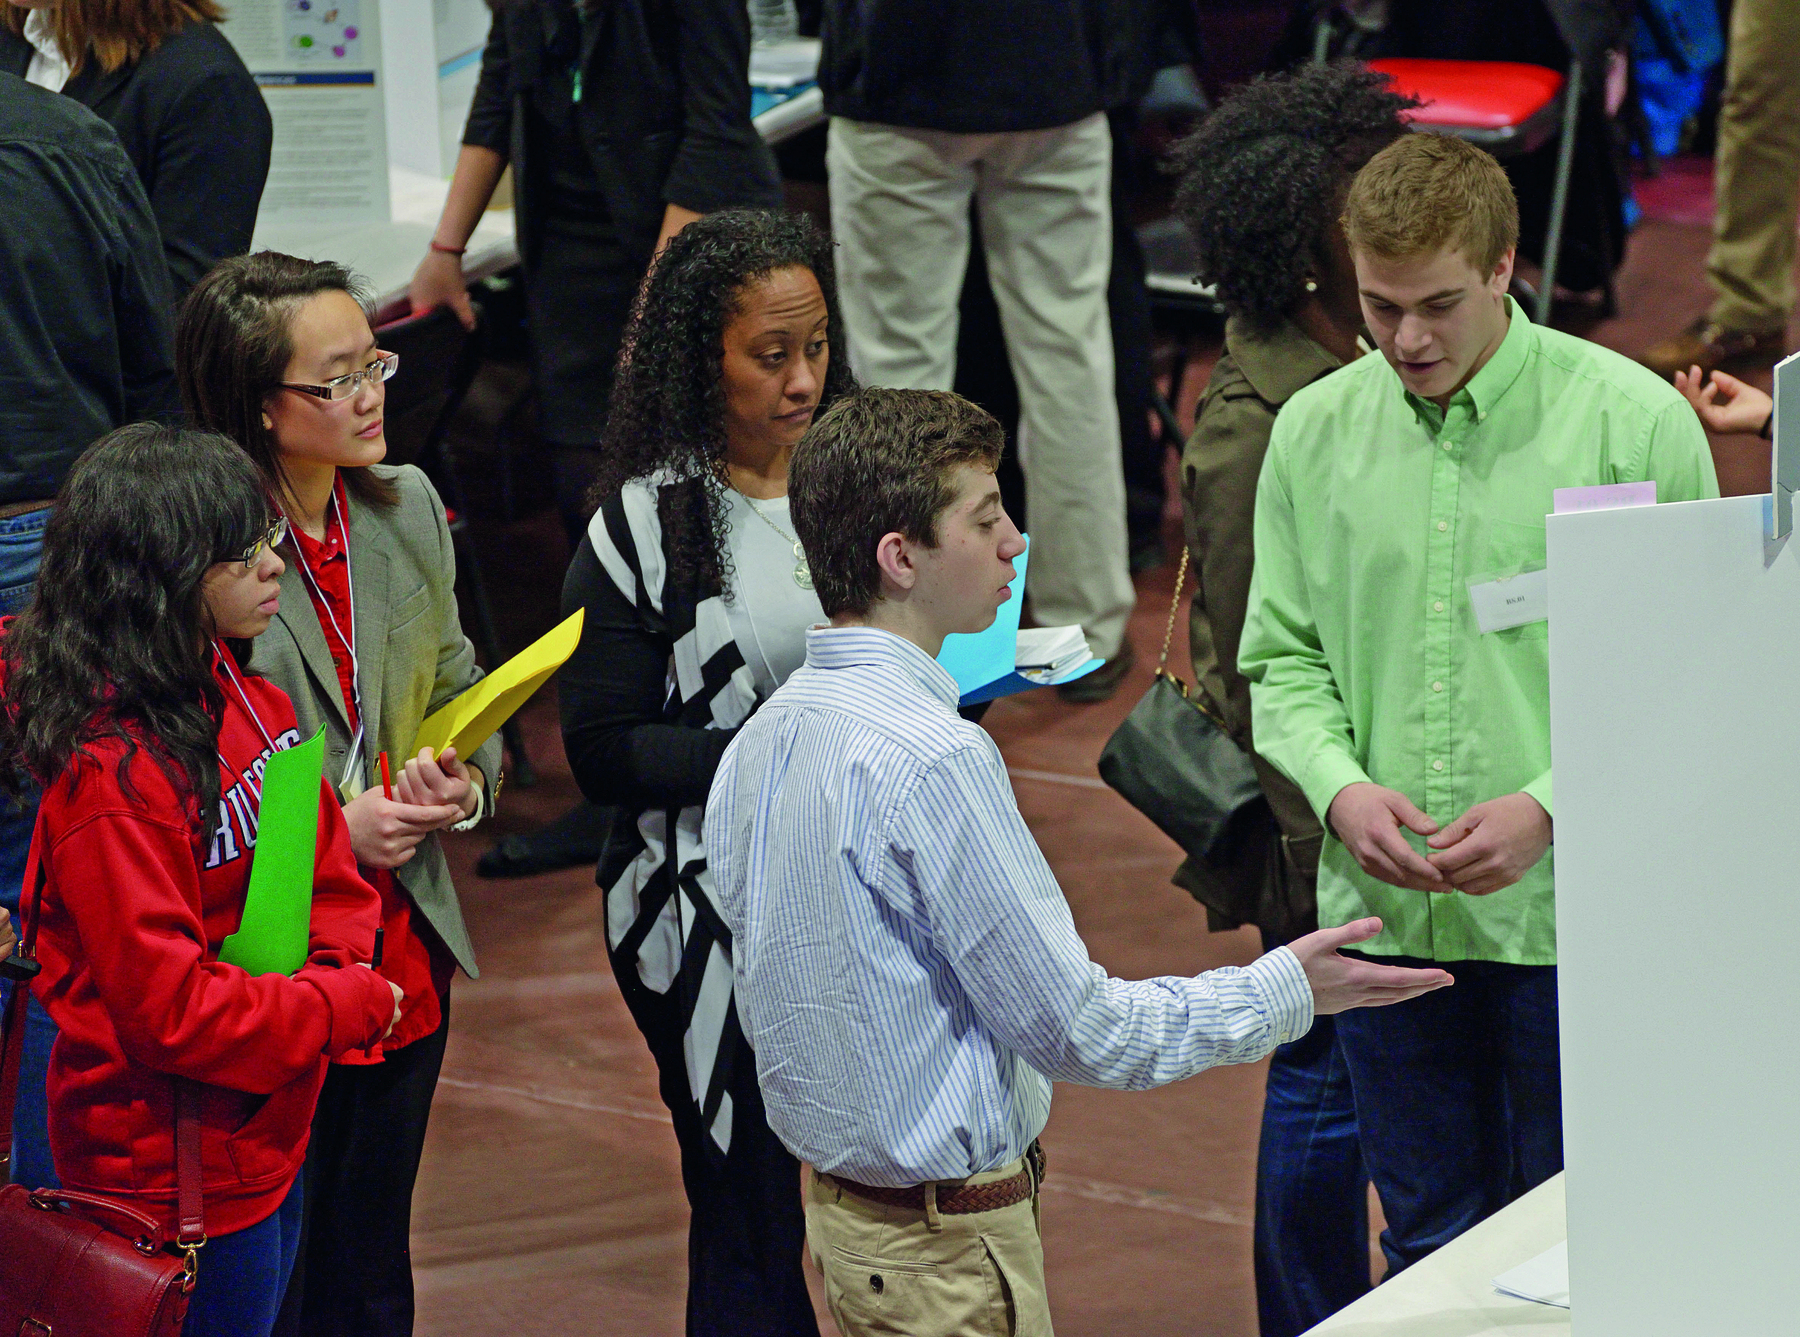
[1432,681,1443,692]
[1433,600,1445,612]
[1437,520,1449,532]
[1432,759,1445,772]
[1442,441,1454,451]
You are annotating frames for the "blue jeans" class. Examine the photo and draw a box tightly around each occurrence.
[1333,956,1563,1277]
[1254,1012,1370,1337]
[0,509,47,1187]
[184,1175,306,1337]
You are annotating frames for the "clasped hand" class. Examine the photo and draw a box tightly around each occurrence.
[1327,782,1550,896]
[342,747,480,870]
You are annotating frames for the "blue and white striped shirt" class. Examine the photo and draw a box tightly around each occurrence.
[705,625,1314,1187]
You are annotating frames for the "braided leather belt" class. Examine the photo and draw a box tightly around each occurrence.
[828,1142,1046,1216]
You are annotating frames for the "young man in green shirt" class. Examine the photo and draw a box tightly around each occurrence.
[1238,134,1719,1274]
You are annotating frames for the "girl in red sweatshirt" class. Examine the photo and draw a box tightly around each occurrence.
[0,424,400,1337]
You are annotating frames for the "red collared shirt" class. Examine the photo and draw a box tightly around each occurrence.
[290,476,454,1057]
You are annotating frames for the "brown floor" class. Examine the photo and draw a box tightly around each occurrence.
[415,173,1777,1335]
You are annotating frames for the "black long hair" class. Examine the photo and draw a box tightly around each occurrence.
[0,424,274,832]
[1168,61,1417,331]
[589,208,856,598]
[177,251,398,511]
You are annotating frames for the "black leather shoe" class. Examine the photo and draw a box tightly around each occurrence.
[1057,641,1137,705]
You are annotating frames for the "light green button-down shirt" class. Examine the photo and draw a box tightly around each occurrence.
[1239,300,1718,964]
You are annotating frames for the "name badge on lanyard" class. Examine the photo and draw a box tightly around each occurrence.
[291,490,369,801]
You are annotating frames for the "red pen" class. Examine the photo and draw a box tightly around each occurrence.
[378,750,393,801]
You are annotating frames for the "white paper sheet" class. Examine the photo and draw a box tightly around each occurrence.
[1492,1239,1569,1309]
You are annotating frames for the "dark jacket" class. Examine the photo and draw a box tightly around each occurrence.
[1177,317,1343,942]
[819,0,1144,133]
[0,21,271,301]
[0,72,175,504]
[461,0,782,271]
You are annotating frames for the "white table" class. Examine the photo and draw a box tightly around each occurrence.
[1306,1174,1569,1336]
[252,87,828,318]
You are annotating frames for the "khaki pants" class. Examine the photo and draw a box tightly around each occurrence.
[827,114,1136,661]
[1708,0,1800,331]
[805,1160,1053,1337]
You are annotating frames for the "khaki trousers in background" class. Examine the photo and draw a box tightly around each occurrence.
[827,113,1136,662]
[805,1160,1053,1337]
[1707,0,1800,331]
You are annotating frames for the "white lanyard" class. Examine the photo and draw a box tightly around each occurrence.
[215,642,278,799]
[288,486,368,795]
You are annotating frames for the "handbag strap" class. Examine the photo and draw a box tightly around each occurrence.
[1155,547,1192,678]
[0,819,206,1273]
[0,837,47,1174]
[1150,547,1237,735]
[0,969,25,1182]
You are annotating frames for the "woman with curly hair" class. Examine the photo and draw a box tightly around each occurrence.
[558,208,849,1336]
[1166,61,1413,1337]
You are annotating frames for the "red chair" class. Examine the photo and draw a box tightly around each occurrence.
[1366,57,1585,324]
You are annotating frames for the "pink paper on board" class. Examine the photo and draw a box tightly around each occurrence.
[1553,481,1657,514]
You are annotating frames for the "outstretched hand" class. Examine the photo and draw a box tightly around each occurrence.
[1674,364,1773,435]
[1286,917,1454,1015]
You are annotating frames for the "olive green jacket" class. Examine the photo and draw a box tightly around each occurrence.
[1176,317,1342,940]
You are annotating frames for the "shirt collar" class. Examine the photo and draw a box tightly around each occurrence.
[1400,294,1533,426]
[22,8,59,58]
[804,625,962,710]
[1225,315,1344,406]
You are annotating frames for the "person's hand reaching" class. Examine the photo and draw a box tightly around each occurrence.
[407,249,476,331]
[1674,364,1773,435]
[1285,917,1454,1015]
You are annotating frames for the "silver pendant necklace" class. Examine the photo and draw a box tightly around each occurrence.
[737,491,813,591]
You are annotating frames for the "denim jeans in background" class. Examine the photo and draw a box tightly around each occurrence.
[1254,1011,1370,1337]
[1332,956,1563,1277]
[0,508,54,1189]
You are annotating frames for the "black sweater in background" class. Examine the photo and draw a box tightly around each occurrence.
[819,0,1147,133]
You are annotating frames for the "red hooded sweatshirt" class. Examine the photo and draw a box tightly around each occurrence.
[26,645,394,1236]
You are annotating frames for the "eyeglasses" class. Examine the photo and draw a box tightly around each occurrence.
[239,515,290,570]
[278,352,399,402]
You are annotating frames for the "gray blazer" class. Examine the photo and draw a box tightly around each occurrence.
[250,464,501,978]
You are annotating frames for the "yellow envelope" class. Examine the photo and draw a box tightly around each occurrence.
[411,609,585,761]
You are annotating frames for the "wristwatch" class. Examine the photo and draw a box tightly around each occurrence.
[450,767,502,832]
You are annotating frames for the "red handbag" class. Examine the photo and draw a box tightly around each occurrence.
[0,842,205,1336]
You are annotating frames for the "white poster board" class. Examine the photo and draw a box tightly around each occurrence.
[377,0,489,178]
[1547,494,1800,1335]
[223,0,391,226]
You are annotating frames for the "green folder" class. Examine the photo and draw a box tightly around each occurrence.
[218,725,325,977]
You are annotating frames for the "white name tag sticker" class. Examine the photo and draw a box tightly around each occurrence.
[1467,566,1549,633]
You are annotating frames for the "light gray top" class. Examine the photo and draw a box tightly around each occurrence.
[723,489,822,695]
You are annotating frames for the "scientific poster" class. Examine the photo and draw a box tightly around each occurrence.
[223,0,391,226]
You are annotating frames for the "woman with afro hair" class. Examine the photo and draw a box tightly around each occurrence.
[558,208,852,1336]
[1166,60,1414,1337]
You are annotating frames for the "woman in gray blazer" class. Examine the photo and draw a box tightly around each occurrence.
[177,251,502,1337]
